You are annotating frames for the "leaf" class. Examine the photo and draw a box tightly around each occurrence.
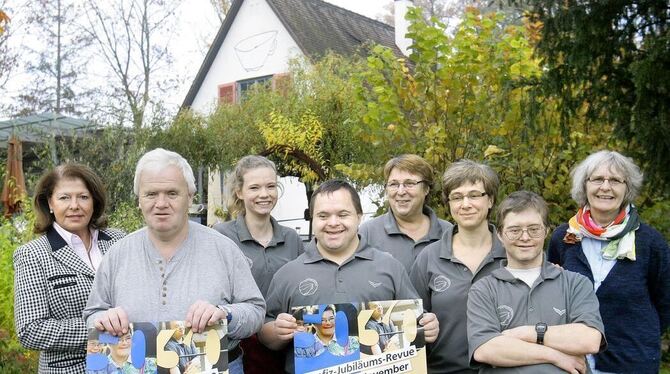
[484,145,505,158]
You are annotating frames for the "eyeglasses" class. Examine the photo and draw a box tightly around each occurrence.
[503,225,546,240]
[117,335,132,344]
[448,191,488,203]
[587,177,626,187]
[386,180,425,191]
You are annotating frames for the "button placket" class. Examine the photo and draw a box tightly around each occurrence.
[157,259,169,307]
[335,267,344,292]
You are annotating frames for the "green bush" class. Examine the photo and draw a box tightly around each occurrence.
[108,200,144,234]
[0,200,38,372]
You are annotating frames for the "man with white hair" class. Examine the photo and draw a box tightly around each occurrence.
[84,148,265,373]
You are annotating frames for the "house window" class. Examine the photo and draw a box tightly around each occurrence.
[218,83,236,104]
[237,75,273,102]
[218,74,289,105]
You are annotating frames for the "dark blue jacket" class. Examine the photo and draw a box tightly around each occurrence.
[548,223,670,373]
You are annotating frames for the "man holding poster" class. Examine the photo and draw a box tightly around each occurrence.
[258,179,439,373]
[83,148,265,374]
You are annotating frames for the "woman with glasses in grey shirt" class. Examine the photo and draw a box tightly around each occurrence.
[410,159,506,373]
[359,154,452,272]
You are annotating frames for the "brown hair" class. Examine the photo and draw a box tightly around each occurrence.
[383,154,435,192]
[33,164,108,234]
[441,159,499,205]
[495,191,548,232]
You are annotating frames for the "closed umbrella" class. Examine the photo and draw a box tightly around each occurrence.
[1,135,27,217]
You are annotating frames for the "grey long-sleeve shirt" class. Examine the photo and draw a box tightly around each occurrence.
[83,222,265,343]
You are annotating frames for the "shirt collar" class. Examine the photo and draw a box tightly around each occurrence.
[383,206,443,240]
[235,214,286,246]
[492,257,562,283]
[438,223,506,261]
[52,222,98,248]
[302,235,374,264]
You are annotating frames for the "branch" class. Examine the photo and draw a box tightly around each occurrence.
[259,145,328,181]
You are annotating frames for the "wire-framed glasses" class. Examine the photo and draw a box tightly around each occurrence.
[385,180,425,191]
[503,225,546,240]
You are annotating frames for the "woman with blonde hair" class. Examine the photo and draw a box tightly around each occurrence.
[214,155,303,374]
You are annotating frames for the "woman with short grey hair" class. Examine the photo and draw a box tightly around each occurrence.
[548,150,670,374]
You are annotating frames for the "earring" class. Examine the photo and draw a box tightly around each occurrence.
[49,209,53,214]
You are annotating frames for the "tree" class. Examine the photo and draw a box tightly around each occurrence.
[380,0,528,29]
[0,7,8,34]
[520,0,670,189]
[12,0,93,116]
[209,0,231,23]
[82,0,181,128]
[0,3,16,89]
[350,7,613,223]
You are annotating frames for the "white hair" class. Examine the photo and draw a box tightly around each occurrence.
[570,150,643,207]
[133,148,196,196]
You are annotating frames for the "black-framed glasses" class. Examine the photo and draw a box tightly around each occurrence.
[448,191,488,203]
[503,225,546,240]
[386,180,425,191]
[587,177,626,187]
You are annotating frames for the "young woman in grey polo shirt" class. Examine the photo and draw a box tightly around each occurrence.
[410,160,506,373]
[213,155,303,374]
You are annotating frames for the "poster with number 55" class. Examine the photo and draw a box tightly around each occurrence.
[292,299,427,374]
[85,320,229,373]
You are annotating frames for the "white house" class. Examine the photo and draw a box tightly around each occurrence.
[181,0,413,234]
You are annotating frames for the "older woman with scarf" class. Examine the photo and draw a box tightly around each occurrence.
[547,150,670,374]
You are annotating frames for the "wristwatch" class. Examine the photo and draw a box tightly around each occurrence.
[217,305,233,323]
[535,322,548,345]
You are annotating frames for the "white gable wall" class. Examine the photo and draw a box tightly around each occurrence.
[190,0,304,113]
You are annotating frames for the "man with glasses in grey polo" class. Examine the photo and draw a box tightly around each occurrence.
[467,191,606,374]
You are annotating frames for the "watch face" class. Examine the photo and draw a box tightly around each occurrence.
[536,323,547,332]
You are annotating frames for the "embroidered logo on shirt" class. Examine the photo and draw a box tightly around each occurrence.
[432,275,451,292]
[553,307,566,316]
[497,305,514,327]
[298,278,319,296]
[368,280,382,288]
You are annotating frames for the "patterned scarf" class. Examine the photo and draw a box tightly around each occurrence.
[566,204,640,261]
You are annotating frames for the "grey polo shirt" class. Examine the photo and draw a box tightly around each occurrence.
[359,206,452,272]
[265,239,420,373]
[409,224,506,374]
[213,214,304,297]
[467,260,607,373]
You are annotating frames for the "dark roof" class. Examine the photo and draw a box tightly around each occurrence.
[268,0,398,58]
[0,113,96,149]
[181,0,399,108]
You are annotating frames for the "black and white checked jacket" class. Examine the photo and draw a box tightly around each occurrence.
[13,227,125,373]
